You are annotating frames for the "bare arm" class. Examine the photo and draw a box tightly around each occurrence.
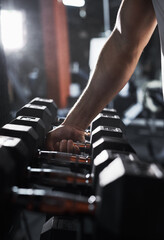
[46,0,157,152]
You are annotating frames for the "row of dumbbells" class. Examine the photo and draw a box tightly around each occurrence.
[1,97,164,239]
[0,97,134,195]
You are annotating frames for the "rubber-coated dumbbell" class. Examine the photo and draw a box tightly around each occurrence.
[101,107,117,115]
[0,144,16,194]
[10,152,158,240]
[96,150,164,239]
[16,103,52,133]
[91,136,135,160]
[27,150,135,197]
[90,125,123,144]
[74,131,134,159]
[92,150,138,191]
[10,116,46,148]
[0,135,29,188]
[37,150,91,172]
[73,111,125,154]
[0,124,38,160]
[90,112,125,134]
[29,97,58,124]
[26,165,92,195]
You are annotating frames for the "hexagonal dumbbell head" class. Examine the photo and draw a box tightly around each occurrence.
[29,97,58,124]
[96,153,164,239]
[16,103,52,133]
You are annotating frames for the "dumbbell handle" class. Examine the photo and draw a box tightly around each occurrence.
[38,150,91,164]
[73,141,91,153]
[27,167,92,185]
[12,186,96,215]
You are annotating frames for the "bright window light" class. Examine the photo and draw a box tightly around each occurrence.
[62,0,85,7]
[1,10,25,51]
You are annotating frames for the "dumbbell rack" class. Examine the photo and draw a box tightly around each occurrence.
[1,97,164,240]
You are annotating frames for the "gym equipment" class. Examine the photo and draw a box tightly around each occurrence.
[0,136,29,188]
[96,150,164,239]
[11,116,46,148]
[29,97,58,124]
[92,135,135,159]
[101,107,117,115]
[0,144,16,193]
[2,97,163,240]
[11,152,164,240]
[0,124,38,159]
[91,112,125,134]
[16,103,52,133]
[91,125,123,144]
[26,166,92,194]
[38,150,91,172]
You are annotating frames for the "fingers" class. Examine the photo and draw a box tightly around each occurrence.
[45,124,85,153]
[46,134,81,153]
[59,140,80,154]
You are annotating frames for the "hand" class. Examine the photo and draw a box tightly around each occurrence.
[45,124,85,153]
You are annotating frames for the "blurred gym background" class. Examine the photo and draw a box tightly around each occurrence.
[0,0,164,163]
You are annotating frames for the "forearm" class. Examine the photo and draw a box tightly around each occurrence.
[63,33,141,130]
[63,0,157,131]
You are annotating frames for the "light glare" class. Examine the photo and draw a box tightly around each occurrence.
[62,0,85,7]
[1,10,25,51]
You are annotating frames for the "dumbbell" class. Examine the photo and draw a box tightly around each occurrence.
[37,150,91,172]
[16,103,52,133]
[2,131,87,197]
[10,116,46,148]
[0,144,16,194]
[11,152,161,240]
[0,141,25,240]
[37,113,130,173]
[72,110,125,154]
[73,130,134,160]
[0,131,90,196]
[91,135,136,160]
[90,125,123,145]
[0,123,38,160]
[0,135,29,188]
[90,112,125,135]
[95,150,164,239]
[27,148,136,197]
[101,107,117,115]
[29,97,58,125]
[26,165,92,196]
[82,108,122,142]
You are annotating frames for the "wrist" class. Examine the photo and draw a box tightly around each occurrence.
[62,117,87,132]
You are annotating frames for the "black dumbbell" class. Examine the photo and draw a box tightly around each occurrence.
[28,150,134,197]
[29,97,58,124]
[37,150,91,172]
[96,150,164,239]
[91,136,135,160]
[16,103,52,133]
[0,135,29,188]
[75,114,133,156]
[10,116,46,149]
[91,150,138,192]
[11,152,161,240]
[24,156,90,196]
[0,144,16,193]
[101,107,117,115]
[73,130,133,158]
[91,112,124,134]
[90,125,123,144]
[0,142,23,240]
[73,111,124,154]
[0,124,38,160]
